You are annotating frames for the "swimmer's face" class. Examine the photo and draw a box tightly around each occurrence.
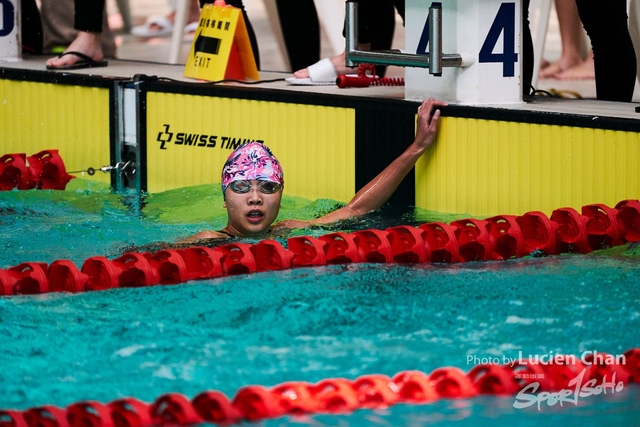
[223,180,283,236]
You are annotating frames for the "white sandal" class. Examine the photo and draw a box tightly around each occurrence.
[285,58,339,86]
[183,22,199,42]
[131,15,174,38]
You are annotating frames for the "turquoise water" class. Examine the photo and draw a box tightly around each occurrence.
[1,180,639,426]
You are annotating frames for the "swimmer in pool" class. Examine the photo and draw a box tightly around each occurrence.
[185,98,447,241]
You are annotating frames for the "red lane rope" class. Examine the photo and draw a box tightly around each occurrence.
[0,150,74,191]
[1,199,639,297]
[1,348,638,426]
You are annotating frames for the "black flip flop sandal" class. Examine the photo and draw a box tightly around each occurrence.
[46,51,108,70]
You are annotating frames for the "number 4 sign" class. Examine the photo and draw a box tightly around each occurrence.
[406,0,523,105]
[479,3,518,78]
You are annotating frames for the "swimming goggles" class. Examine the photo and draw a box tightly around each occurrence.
[228,180,282,194]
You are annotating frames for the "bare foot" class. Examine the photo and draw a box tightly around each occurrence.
[554,54,595,81]
[46,32,104,68]
[538,53,582,79]
[540,58,550,69]
[165,0,201,27]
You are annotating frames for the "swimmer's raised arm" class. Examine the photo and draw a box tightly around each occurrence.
[275,97,447,229]
[181,98,446,242]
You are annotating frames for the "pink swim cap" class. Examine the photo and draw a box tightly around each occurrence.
[221,142,284,194]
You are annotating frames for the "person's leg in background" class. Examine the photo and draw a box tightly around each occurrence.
[522,0,534,96]
[539,0,592,79]
[374,0,404,77]
[575,0,636,101]
[41,0,116,58]
[361,0,397,77]
[392,0,405,30]
[274,0,320,72]
[21,0,43,54]
[45,0,108,68]
[628,0,640,86]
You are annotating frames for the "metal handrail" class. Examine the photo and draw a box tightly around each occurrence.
[345,1,463,75]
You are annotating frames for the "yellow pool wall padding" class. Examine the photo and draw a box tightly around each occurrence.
[0,80,111,184]
[3,76,637,219]
[145,93,356,202]
[416,116,640,217]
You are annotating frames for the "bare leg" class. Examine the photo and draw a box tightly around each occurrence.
[539,0,584,78]
[189,0,202,22]
[575,0,636,101]
[45,31,103,68]
[156,0,201,29]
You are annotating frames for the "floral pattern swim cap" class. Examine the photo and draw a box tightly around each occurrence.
[221,142,284,194]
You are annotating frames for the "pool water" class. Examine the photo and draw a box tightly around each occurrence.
[1,180,639,426]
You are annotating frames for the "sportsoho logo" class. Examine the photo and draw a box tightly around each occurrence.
[156,124,263,150]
